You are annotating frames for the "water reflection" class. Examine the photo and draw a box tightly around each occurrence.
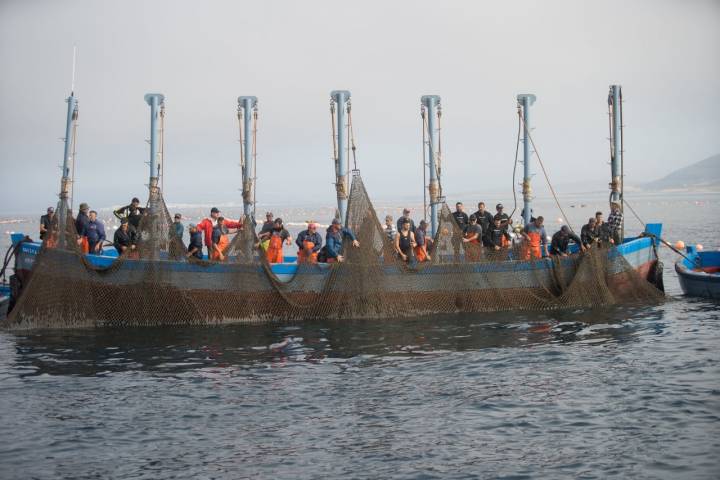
[1,305,667,378]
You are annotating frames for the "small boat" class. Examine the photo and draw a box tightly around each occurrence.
[675,246,720,299]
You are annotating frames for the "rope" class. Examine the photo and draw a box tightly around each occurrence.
[509,105,522,220]
[348,106,358,170]
[330,102,338,177]
[517,108,575,232]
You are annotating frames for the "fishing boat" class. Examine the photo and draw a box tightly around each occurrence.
[0,86,664,330]
[675,246,720,299]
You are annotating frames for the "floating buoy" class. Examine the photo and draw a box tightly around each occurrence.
[675,240,685,250]
[696,244,704,251]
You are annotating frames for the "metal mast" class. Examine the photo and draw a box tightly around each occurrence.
[144,93,165,193]
[517,93,536,226]
[421,95,442,236]
[238,96,258,217]
[608,85,623,205]
[331,90,351,223]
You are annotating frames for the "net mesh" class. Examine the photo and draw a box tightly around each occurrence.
[4,173,663,329]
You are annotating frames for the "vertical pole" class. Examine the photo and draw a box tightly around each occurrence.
[144,93,165,191]
[59,93,78,201]
[517,94,536,226]
[238,96,258,217]
[331,90,351,223]
[609,85,622,204]
[421,95,441,236]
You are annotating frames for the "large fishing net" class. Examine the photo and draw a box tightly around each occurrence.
[4,173,663,329]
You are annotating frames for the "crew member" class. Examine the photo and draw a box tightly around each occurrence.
[384,215,397,242]
[487,217,511,251]
[296,222,322,263]
[414,220,432,262]
[472,202,494,245]
[113,218,137,256]
[607,202,623,245]
[266,218,291,264]
[172,213,184,240]
[524,216,548,259]
[75,202,91,254]
[257,212,275,251]
[196,207,243,257]
[40,206,55,241]
[549,225,584,256]
[211,217,232,261]
[580,218,599,248]
[113,197,146,231]
[463,214,483,261]
[324,218,359,263]
[493,203,512,234]
[452,202,469,229]
[187,224,204,259]
[396,208,416,233]
[394,218,416,263]
[80,210,106,255]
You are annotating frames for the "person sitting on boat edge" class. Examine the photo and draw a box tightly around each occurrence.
[211,217,235,262]
[113,197,146,231]
[40,206,56,242]
[581,217,599,248]
[75,202,91,254]
[607,201,623,245]
[322,218,359,263]
[266,218,292,264]
[394,217,416,263]
[487,216,511,251]
[79,210,106,255]
[550,225,585,257]
[186,223,204,259]
[397,208,416,233]
[524,216,548,259]
[462,214,483,261]
[296,222,323,263]
[414,220,432,262]
[113,218,137,256]
[196,207,243,258]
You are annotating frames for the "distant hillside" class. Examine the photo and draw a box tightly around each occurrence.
[644,154,720,191]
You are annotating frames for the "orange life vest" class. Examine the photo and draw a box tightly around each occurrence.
[80,236,89,254]
[414,244,428,262]
[211,234,230,261]
[527,231,542,259]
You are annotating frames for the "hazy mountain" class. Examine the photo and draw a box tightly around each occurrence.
[644,154,720,191]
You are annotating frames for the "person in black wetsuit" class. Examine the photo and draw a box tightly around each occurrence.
[75,203,90,236]
[452,202,469,230]
[580,218,599,248]
[549,226,584,256]
[39,206,56,241]
[472,202,494,246]
[394,218,416,263]
[113,218,137,255]
[114,197,146,231]
[493,203,512,236]
[487,217,512,251]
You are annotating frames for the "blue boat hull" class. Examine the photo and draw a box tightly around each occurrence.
[675,248,720,300]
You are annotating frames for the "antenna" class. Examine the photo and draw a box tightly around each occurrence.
[71,45,77,94]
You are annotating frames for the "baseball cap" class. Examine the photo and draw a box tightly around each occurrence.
[496,203,503,209]
[210,207,220,214]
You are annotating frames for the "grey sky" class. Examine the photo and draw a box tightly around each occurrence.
[1,0,719,214]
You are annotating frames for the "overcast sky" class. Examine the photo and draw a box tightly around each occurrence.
[1,0,719,214]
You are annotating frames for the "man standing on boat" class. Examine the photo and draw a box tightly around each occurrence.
[493,203,512,236]
[396,208,416,233]
[113,218,137,256]
[186,224,204,259]
[581,218,599,248]
[296,222,323,263]
[39,206,56,242]
[80,210,106,255]
[113,197,146,231]
[196,207,242,258]
[524,216,548,259]
[607,202,623,245]
[75,203,91,254]
[472,202,494,245]
[549,226,585,257]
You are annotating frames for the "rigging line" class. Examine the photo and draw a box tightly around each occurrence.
[517,109,575,233]
[330,102,338,177]
[509,104,522,220]
[348,106,358,170]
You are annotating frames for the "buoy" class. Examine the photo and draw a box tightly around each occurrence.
[696,244,704,251]
[675,240,685,250]
[557,217,563,223]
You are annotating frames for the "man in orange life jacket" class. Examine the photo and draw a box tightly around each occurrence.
[414,220,432,262]
[523,216,548,259]
[487,216,511,251]
[296,222,322,263]
[211,217,235,262]
[266,218,292,264]
[196,207,242,258]
[75,202,91,254]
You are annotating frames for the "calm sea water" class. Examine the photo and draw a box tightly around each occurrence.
[0,192,719,479]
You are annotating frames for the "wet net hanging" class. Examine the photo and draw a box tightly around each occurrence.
[4,173,663,329]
